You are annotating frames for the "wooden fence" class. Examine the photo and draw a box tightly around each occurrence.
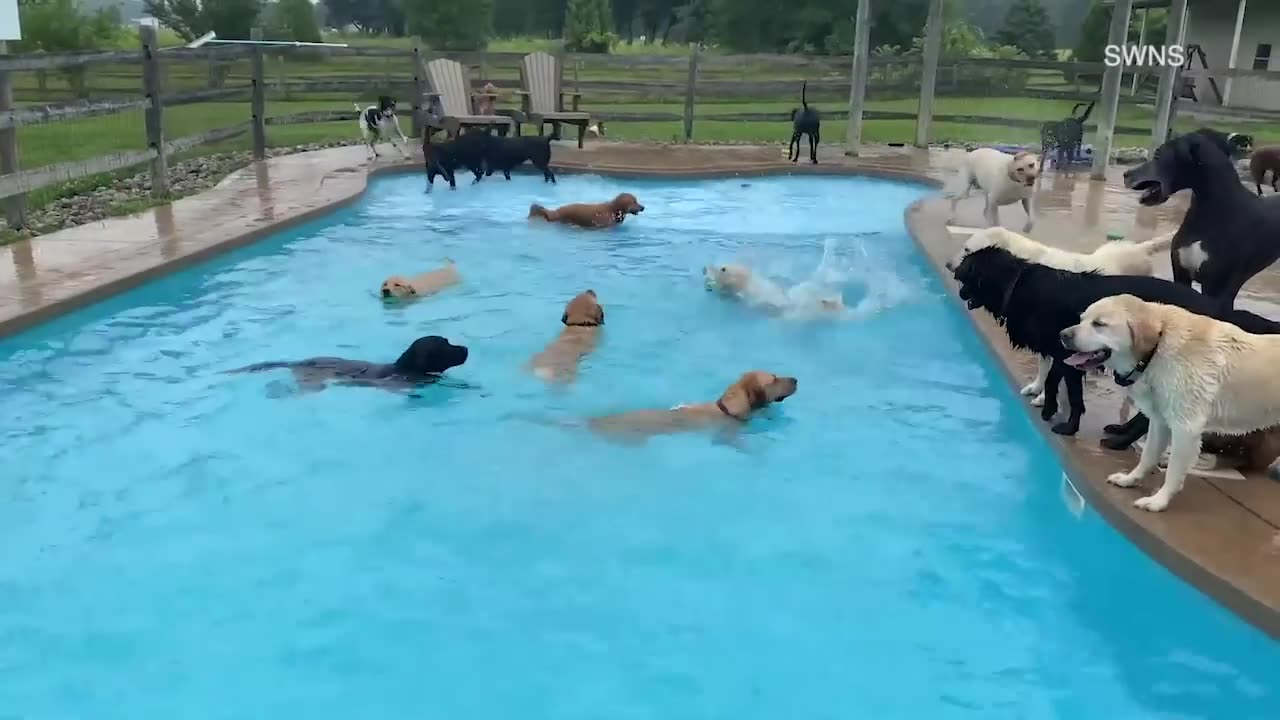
[3,31,1280,230]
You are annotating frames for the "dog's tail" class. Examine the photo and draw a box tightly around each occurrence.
[224,361,293,375]
[1134,232,1175,254]
[529,203,552,221]
[801,80,809,110]
[1075,100,1096,122]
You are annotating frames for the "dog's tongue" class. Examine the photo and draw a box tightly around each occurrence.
[1065,351,1103,369]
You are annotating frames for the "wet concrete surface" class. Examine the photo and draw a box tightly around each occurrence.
[1,139,1277,637]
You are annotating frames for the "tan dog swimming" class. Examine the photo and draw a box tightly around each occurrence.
[587,370,797,444]
[380,259,460,302]
[529,193,645,229]
[529,290,605,383]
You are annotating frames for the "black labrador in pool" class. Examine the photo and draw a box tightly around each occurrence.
[950,246,1280,446]
[227,335,469,394]
[1123,128,1280,312]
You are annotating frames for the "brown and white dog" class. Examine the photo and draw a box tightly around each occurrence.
[379,259,460,302]
[951,147,1039,232]
[529,289,605,383]
[529,193,645,229]
[587,370,797,444]
[1249,144,1280,196]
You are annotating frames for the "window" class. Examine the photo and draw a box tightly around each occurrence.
[1254,43,1273,71]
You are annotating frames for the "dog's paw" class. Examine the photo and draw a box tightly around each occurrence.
[1020,380,1044,397]
[1030,392,1046,407]
[1134,493,1171,512]
[1100,434,1137,451]
[1040,404,1058,422]
[1107,471,1140,488]
[1102,422,1128,435]
[1051,420,1080,436]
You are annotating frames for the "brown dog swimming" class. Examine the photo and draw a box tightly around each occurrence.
[529,290,605,383]
[380,260,460,302]
[529,193,644,229]
[587,370,797,444]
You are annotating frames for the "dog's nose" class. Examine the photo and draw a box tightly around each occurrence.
[944,260,955,271]
[1059,328,1075,345]
[381,288,392,298]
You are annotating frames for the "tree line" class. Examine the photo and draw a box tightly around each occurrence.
[12,0,1158,66]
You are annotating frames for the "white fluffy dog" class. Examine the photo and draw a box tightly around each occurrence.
[704,263,844,315]
[951,148,1039,232]
[948,226,1174,407]
[1061,295,1280,512]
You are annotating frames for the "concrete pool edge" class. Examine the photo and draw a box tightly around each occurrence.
[905,197,1280,641]
[0,141,1276,639]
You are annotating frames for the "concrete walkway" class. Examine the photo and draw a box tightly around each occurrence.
[1,140,1277,637]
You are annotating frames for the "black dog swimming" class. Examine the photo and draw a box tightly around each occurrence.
[479,132,556,183]
[951,246,1280,445]
[226,335,469,394]
[1124,128,1280,312]
[788,81,820,165]
[1038,99,1094,172]
[423,129,487,189]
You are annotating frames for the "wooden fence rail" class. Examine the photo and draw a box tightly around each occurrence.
[4,36,1272,230]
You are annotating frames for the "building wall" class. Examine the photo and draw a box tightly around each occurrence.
[1186,0,1280,112]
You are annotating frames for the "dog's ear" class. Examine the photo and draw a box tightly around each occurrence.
[1127,300,1163,358]
[596,305,605,325]
[560,311,569,325]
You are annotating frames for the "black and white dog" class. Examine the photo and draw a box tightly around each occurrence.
[1124,128,1280,312]
[1038,99,1094,172]
[355,95,410,160]
[788,81,820,164]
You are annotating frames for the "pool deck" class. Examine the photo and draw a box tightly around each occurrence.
[2,141,1278,638]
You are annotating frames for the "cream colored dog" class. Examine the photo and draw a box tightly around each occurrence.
[947,226,1174,406]
[380,260,460,302]
[704,263,843,314]
[951,148,1039,232]
[1060,294,1280,512]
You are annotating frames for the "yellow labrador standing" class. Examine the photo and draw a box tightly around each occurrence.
[951,148,1039,231]
[380,259,460,302]
[1061,294,1280,512]
[529,290,605,383]
[588,371,797,444]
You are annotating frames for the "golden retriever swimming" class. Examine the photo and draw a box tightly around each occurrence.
[1061,294,1280,512]
[704,263,844,314]
[380,259,460,302]
[587,370,797,444]
[528,290,605,383]
[529,193,645,229]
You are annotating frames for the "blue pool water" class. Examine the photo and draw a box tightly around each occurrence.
[0,173,1276,718]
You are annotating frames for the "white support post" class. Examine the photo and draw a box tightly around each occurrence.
[1092,0,1132,180]
[1130,7,1147,95]
[915,0,944,148]
[1223,0,1248,107]
[845,0,872,156]
[1152,0,1189,148]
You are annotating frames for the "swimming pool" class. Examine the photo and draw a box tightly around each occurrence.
[0,172,1276,718]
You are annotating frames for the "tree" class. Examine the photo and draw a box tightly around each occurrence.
[15,0,123,52]
[993,0,1056,58]
[273,0,321,41]
[144,0,263,42]
[674,0,714,44]
[404,0,492,49]
[1073,0,1110,63]
[322,0,405,34]
[564,0,615,53]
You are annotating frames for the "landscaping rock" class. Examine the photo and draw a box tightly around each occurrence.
[0,140,363,238]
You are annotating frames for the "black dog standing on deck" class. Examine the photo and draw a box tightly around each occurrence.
[423,129,487,190]
[479,131,557,183]
[1124,128,1280,312]
[949,246,1280,444]
[788,81,820,164]
[1038,99,1094,172]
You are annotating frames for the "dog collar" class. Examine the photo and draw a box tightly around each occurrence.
[563,321,601,327]
[1114,340,1159,387]
[998,266,1027,318]
[716,399,748,422]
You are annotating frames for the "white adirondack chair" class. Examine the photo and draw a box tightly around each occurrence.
[518,51,591,148]
[423,57,517,137]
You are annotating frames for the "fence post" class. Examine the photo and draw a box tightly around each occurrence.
[0,41,26,230]
[1091,0,1131,180]
[140,24,170,198]
[250,27,266,161]
[1151,0,1188,148]
[845,0,872,156]
[682,43,699,143]
[914,0,944,149]
[411,44,425,139]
